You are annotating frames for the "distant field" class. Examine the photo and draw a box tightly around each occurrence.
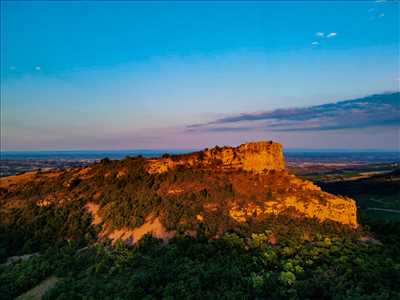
[359,210,400,222]
[1,150,399,177]
[305,166,400,222]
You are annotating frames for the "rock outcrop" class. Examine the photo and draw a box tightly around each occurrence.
[146,141,357,229]
[147,141,285,174]
[228,189,358,228]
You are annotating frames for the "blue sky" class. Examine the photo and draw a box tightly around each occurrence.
[1,1,399,150]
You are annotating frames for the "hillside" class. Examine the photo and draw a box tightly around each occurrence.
[0,141,357,246]
[1,141,400,300]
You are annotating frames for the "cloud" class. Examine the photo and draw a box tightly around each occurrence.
[313,32,337,45]
[187,92,400,132]
[187,126,254,133]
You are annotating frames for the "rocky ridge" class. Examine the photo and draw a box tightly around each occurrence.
[0,140,358,246]
[146,141,285,174]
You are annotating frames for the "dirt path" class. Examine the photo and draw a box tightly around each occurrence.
[3,253,39,266]
[367,208,400,214]
[15,276,59,300]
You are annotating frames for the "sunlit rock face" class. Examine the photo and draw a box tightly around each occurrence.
[146,141,285,174]
[228,191,358,229]
[203,141,285,172]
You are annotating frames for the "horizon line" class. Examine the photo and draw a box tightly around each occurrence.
[1,148,399,154]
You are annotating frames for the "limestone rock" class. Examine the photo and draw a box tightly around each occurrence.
[146,141,285,174]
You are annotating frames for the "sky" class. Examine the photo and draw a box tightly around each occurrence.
[1,1,399,151]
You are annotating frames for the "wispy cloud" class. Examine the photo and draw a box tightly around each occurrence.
[312,31,337,46]
[187,93,400,132]
[369,0,391,20]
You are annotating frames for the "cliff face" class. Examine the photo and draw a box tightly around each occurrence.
[203,141,285,172]
[144,141,356,229]
[0,140,358,246]
[228,174,358,228]
[147,141,285,174]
